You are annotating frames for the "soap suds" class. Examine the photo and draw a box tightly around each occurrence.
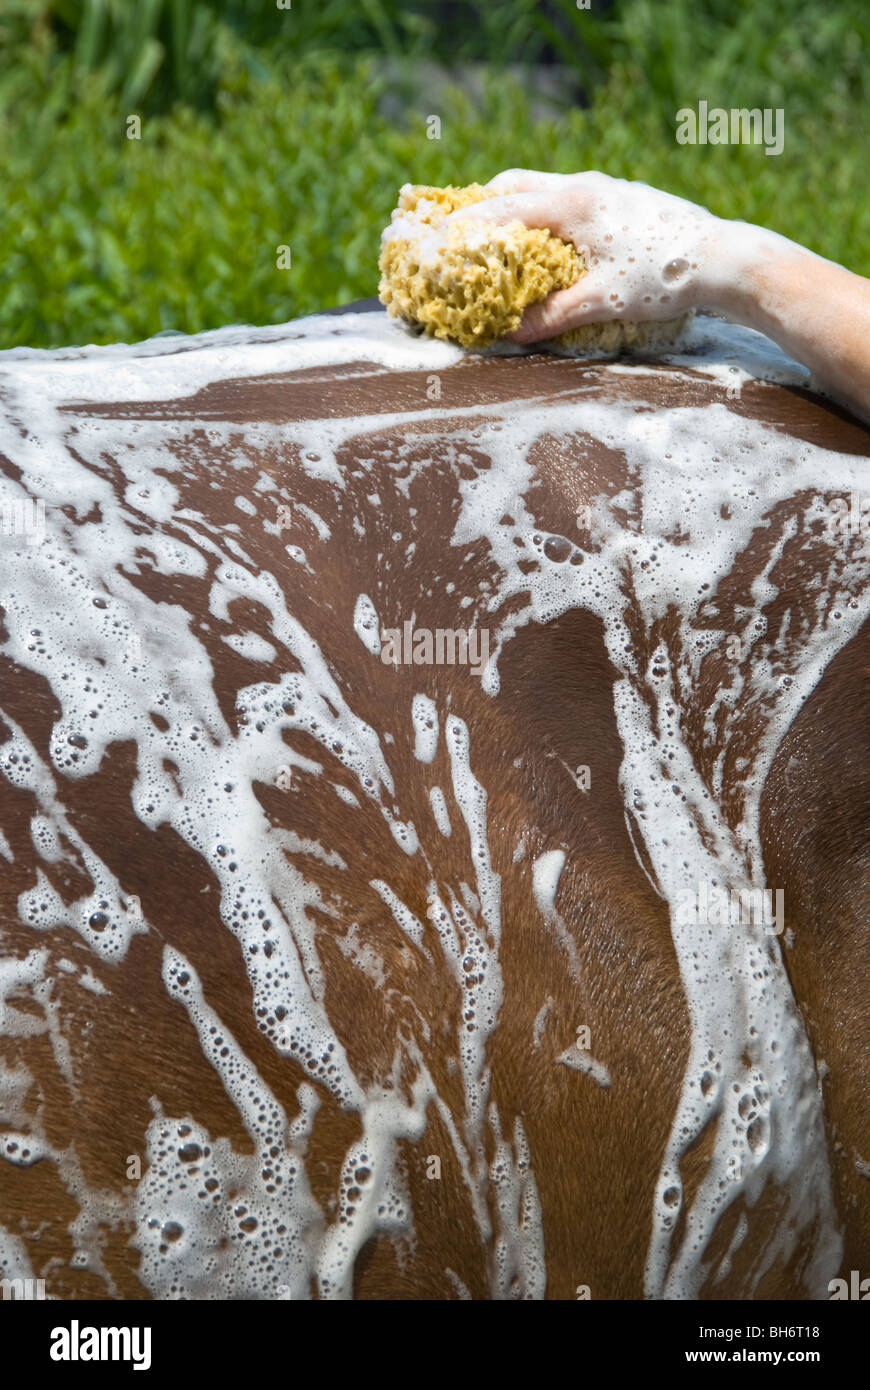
[0,305,863,1301]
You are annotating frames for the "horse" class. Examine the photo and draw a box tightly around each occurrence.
[1,302,868,1299]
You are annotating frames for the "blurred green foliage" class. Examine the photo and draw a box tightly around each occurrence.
[3,1,867,115]
[0,0,431,110]
[0,1,866,348]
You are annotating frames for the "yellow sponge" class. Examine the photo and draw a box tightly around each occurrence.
[378,182,690,354]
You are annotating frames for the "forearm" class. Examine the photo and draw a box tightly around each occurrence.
[706,224,870,420]
[471,174,870,422]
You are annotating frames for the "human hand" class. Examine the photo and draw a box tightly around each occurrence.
[446,169,728,343]
[443,168,870,421]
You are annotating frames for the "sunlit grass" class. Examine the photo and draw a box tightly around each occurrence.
[0,4,866,348]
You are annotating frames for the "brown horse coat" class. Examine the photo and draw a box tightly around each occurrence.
[0,306,868,1299]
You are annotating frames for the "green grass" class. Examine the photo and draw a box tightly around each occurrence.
[4,2,868,115]
[0,15,867,349]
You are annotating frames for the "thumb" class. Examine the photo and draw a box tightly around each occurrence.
[510,272,614,344]
[484,169,567,196]
[446,190,585,243]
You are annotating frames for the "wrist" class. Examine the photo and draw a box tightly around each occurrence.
[693,218,762,319]
[695,218,816,331]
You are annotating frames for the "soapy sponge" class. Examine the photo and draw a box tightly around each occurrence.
[378,182,690,354]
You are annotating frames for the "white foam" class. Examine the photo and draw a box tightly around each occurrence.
[555,1045,612,1089]
[370,879,426,949]
[428,785,452,837]
[445,381,866,1298]
[221,631,278,663]
[353,593,382,657]
[532,998,553,1049]
[411,694,439,763]
[0,306,863,1300]
[531,850,566,918]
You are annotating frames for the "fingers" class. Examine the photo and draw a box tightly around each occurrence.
[509,273,615,344]
[447,189,591,242]
[442,171,629,344]
[485,168,567,195]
